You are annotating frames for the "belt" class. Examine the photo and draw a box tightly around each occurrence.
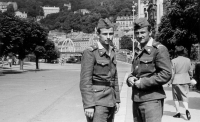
[93,81,115,87]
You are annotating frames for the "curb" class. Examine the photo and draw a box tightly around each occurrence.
[115,72,130,122]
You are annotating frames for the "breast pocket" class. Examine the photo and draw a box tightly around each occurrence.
[139,57,155,73]
[96,60,110,74]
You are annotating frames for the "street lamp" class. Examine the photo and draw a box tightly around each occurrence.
[132,1,137,59]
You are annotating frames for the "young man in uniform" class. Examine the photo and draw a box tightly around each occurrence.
[80,18,120,122]
[127,18,172,122]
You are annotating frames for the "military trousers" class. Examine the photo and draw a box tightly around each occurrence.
[133,99,164,122]
[86,105,115,122]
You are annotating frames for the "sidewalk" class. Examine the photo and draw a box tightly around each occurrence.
[115,76,200,122]
[115,61,200,122]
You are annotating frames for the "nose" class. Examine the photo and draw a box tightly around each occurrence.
[107,34,110,39]
[138,33,142,38]
[106,34,111,40]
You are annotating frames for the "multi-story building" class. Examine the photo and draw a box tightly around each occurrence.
[15,11,27,18]
[64,3,71,10]
[116,16,134,31]
[42,6,60,17]
[138,0,164,25]
[74,9,90,15]
[0,2,17,12]
[48,31,120,57]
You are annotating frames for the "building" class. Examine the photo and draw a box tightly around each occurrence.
[64,3,71,10]
[138,0,149,18]
[15,11,27,18]
[74,9,90,15]
[42,6,60,17]
[0,2,17,12]
[138,0,164,26]
[116,16,134,32]
[48,31,120,57]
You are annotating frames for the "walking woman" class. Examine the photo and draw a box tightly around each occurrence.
[171,46,193,120]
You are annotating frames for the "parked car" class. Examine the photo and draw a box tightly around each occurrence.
[51,59,59,64]
[66,57,78,63]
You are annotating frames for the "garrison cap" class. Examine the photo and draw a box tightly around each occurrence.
[97,18,114,30]
[134,17,150,30]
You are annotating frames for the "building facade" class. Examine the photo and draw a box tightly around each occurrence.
[116,16,134,31]
[48,31,120,57]
[64,3,71,10]
[15,11,27,18]
[0,2,17,12]
[42,6,60,17]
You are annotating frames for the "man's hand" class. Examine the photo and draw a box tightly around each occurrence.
[115,103,120,114]
[85,107,94,118]
[127,77,138,87]
[134,79,141,88]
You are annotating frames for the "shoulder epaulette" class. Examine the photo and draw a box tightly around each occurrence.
[153,42,164,49]
[87,45,98,51]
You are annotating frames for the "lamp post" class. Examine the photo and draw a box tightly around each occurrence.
[132,1,137,59]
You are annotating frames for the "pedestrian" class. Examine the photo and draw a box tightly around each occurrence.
[8,56,12,68]
[80,18,120,122]
[169,45,192,120]
[60,57,64,65]
[126,18,172,122]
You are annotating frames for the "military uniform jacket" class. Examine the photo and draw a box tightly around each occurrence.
[127,38,172,102]
[80,42,120,109]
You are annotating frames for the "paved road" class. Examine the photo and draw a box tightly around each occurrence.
[1,62,200,122]
[0,62,130,122]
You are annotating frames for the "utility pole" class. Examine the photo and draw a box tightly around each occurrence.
[132,1,137,59]
[138,0,140,18]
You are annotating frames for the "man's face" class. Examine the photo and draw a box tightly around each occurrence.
[99,28,114,45]
[135,26,151,46]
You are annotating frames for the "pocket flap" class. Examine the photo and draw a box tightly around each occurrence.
[140,57,153,63]
[113,60,117,64]
[93,86,105,92]
[96,60,109,66]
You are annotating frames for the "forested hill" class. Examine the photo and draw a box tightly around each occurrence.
[1,0,136,11]
[1,0,137,33]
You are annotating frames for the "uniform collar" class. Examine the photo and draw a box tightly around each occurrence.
[97,41,113,57]
[135,38,154,58]
[144,38,154,55]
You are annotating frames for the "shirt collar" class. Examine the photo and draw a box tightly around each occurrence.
[135,38,154,57]
[146,37,153,47]
[97,41,113,57]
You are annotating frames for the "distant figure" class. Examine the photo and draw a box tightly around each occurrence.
[60,57,65,65]
[8,57,12,68]
[80,18,120,122]
[170,45,193,120]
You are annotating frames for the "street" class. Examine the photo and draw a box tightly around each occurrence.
[1,62,200,122]
[0,62,130,122]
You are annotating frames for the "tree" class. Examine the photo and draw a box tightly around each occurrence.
[120,35,133,50]
[0,12,48,70]
[6,4,15,14]
[34,46,46,69]
[156,0,200,59]
[44,40,60,63]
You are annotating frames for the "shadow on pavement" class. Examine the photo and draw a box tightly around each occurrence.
[27,69,54,72]
[2,70,25,74]
[165,97,200,110]
[163,111,188,120]
[1,69,54,75]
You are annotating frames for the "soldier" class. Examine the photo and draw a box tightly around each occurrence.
[126,18,172,122]
[79,18,120,122]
